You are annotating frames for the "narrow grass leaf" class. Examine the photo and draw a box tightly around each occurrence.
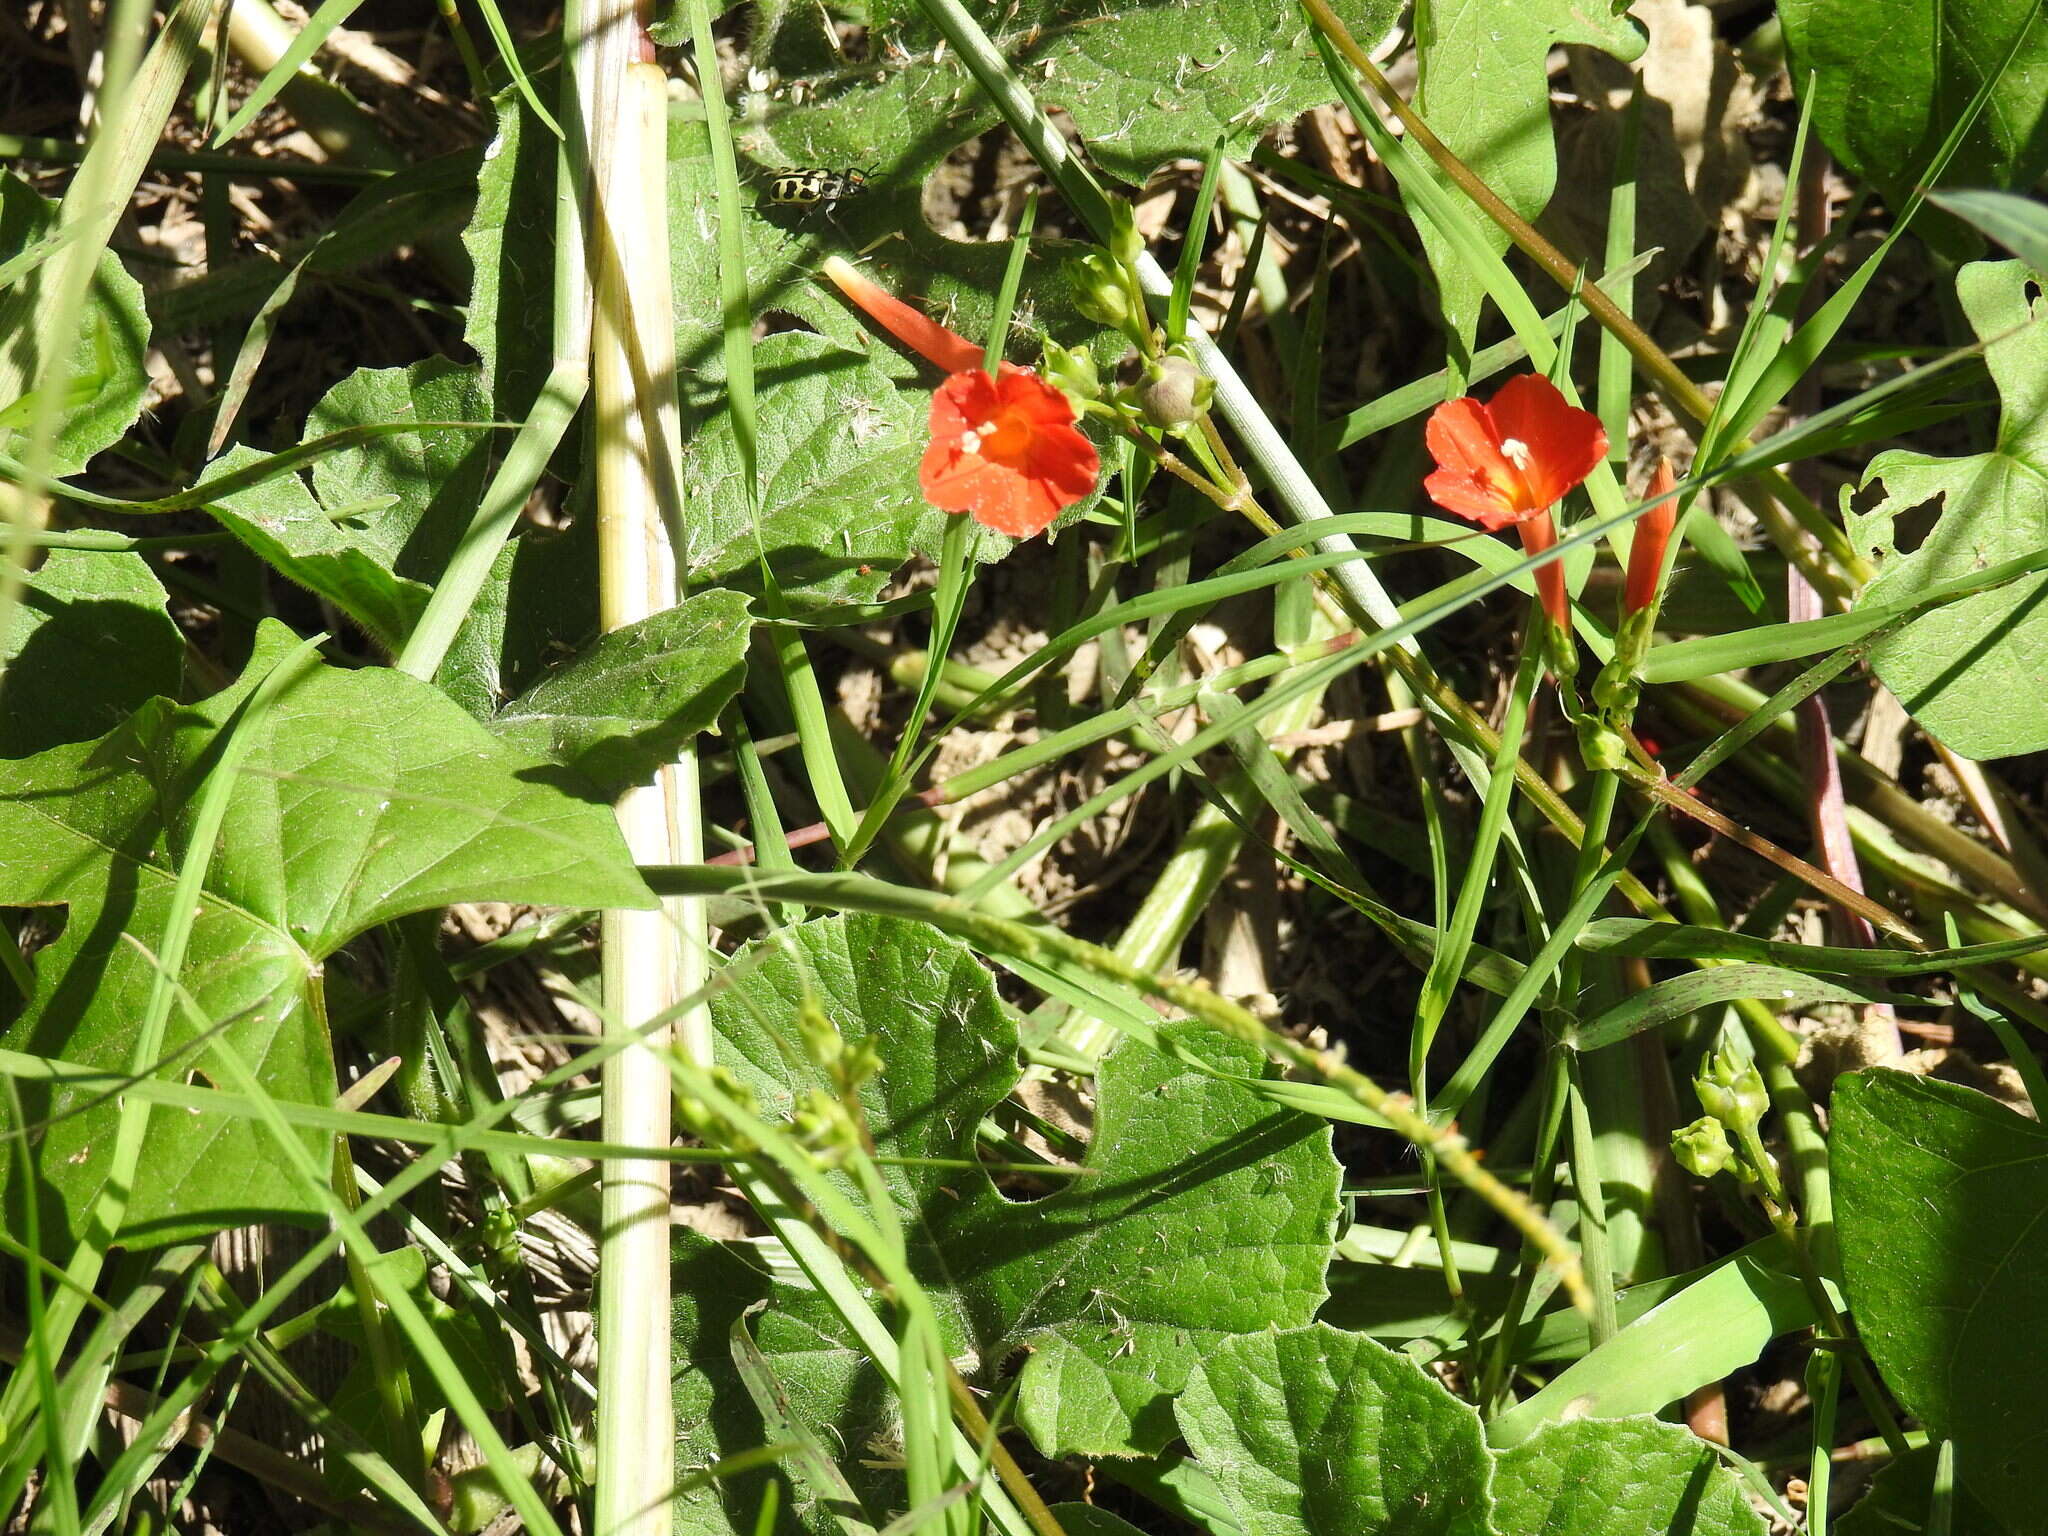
[212,0,372,148]
[1929,188,2048,275]
[1569,966,1915,1051]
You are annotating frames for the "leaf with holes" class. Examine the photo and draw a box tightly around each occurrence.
[0,621,652,1249]
[1848,261,2048,759]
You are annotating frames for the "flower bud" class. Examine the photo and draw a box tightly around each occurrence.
[1136,353,1213,433]
[1041,338,1101,411]
[1695,1043,1769,1133]
[1107,200,1144,269]
[1067,252,1135,333]
[1575,714,1630,773]
[1672,1116,1737,1180]
[1624,457,1680,616]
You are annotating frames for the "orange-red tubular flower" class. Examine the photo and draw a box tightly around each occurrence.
[1625,457,1679,615]
[821,256,1099,539]
[1424,374,1607,630]
[821,255,989,375]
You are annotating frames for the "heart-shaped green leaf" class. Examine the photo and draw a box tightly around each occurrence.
[1782,0,2048,205]
[1176,1324,1494,1536]
[489,589,752,796]
[1405,0,1644,345]
[0,621,651,1247]
[667,911,1340,1532]
[1835,1068,2048,1531]
[1490,1417,1766,1535]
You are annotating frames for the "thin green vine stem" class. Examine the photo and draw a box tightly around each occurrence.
[1557,768,1623,1344]
[650,863,1595,1316]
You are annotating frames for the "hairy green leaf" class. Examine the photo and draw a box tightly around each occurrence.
[677,331,962,607]
[1176,1324,1493,1536]
[1173,1324,1757,1536]
[667,911,1339,1532]
[1490,1417,1766,1535]
[709,0,1403,188]
[489,590,752,796]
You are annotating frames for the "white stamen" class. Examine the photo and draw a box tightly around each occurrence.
[1500,437,1533,470]
[959,426,990,454]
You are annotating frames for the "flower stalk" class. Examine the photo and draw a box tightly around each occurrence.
[589,35,687,1536]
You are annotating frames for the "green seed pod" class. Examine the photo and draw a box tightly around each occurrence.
[1136,353,1213,433]
[1672,1116,1737,1180]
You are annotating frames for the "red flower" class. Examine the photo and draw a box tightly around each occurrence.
[921,370,1100,538]
[821,257,1100,538]
[1625,457,1679,615]
[1424,373,1607,629]
[1424,374,1608,530]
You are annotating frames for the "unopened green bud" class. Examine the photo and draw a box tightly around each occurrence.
[1695,1043,1769,1133]
[1672,1116,1736,1180]
[1107,200,1144,268]
[1609,604,1657,682]
[1589,656,1641,718]
[841,1035,884,1090]
[1575,714,1630,773]
[798,999,843,1066]
[1041,338,1100,411]
[1136,353,1213,432]
[1067,252,1134,333]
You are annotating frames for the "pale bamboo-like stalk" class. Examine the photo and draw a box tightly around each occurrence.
[590,52,687,1536]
